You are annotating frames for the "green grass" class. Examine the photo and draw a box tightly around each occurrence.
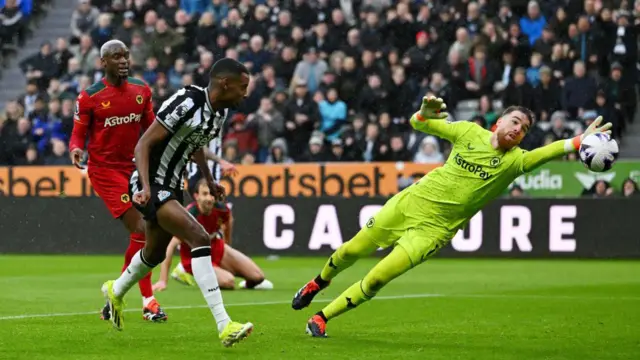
[0,256,639,359]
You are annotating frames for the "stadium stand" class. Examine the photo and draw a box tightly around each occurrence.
[0,0,639,165]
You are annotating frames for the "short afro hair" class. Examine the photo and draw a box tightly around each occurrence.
[209,58,249,80]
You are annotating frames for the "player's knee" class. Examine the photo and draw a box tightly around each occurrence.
[246,268,265,284]
[143,248,166,267]
[362,274,388,295]
[189,228,210,248]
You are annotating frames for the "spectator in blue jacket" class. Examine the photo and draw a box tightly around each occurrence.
[208,0,229,22]
[180,0,207,17]
[520,1,546,45]
[31,98,65,154]
[319,88,347,141]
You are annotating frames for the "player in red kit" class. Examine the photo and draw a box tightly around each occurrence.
[68,40,167,322]
[153,178,273,291]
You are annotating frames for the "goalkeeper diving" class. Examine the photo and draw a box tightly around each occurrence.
[292,97,612,337]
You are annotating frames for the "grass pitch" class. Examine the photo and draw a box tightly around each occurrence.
[0,256,638,359]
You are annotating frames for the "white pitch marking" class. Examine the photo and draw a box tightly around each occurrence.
[1,293,639,321]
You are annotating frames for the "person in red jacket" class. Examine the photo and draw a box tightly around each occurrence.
[68,39,167,322]
[223,113,258,155]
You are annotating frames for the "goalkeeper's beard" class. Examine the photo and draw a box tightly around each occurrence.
[496,130,519,150]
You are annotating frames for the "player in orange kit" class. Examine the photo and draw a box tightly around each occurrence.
[68,40,167,322]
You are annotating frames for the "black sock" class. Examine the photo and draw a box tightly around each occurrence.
[316,311,328,322]
[314,275,330,288]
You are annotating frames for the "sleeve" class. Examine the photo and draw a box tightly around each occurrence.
[409,113,473,144]
[519,138,579,174]
[142,85,155,131]
[68,92,92,151]
[155,88,197,133]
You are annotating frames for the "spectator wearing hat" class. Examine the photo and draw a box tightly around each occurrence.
[114,11,137,46]
[414,136,444,164]
[503,67,535,110]
[299,134,327,163]
[534,65,562,122]
[547,111,573,142]
[403,30,437,80]
[563,60,597,118]
[603,61,636,126]
[223,113,258,157]
[265,138,294,164]
[326,138,354,162]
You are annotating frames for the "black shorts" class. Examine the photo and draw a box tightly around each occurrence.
[129,171,184,221]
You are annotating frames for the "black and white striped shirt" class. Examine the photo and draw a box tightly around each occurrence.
[146,85,229,190]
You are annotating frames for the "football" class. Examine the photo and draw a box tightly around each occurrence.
[578,133,619,172]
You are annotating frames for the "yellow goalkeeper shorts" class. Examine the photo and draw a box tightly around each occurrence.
[359,186,456,266]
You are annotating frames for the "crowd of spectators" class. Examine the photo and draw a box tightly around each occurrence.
[0,0,639,167]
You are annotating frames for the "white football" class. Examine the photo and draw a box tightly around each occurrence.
[578,133,619,172]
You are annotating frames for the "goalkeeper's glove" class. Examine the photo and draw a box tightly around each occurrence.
[416,96,449,121]
[566,116,613,152]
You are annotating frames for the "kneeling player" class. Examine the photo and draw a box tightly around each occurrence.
[153,179,273,291]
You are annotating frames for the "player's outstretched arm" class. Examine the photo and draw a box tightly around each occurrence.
[133,121,170,204]
[409,96,471,143]
[521,116,612,173]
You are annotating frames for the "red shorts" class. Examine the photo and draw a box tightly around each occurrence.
[180,239,225,274]
[88,166,134,219]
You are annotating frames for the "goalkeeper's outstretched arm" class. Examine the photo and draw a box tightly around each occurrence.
[409,96,471,143]
[521,116,613,173]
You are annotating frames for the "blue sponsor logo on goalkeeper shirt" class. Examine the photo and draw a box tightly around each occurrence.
[454,153,493,180]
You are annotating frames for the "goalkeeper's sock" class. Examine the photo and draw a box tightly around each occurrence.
[321,245,414,321]
[190,246,231,333]
[320,281,373,320]
[113,250,154,298]
[318,232,379,282]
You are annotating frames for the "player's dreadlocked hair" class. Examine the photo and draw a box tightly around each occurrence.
[502,106,536,126]
[209,58,249,84]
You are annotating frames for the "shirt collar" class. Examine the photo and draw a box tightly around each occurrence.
[204,87,215,114]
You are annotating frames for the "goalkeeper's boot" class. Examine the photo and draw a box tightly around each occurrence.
[219,321,254,347]
[306,314,328,338]
[171,265,197,286]
[101,280,125,331]
[292,278,327,310]
[142,299,168,322]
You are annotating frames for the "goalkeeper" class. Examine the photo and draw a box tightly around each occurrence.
[292,97,612,338]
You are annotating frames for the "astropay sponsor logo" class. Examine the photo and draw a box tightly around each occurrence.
[512,169,563,190]
[104,113,142,127]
